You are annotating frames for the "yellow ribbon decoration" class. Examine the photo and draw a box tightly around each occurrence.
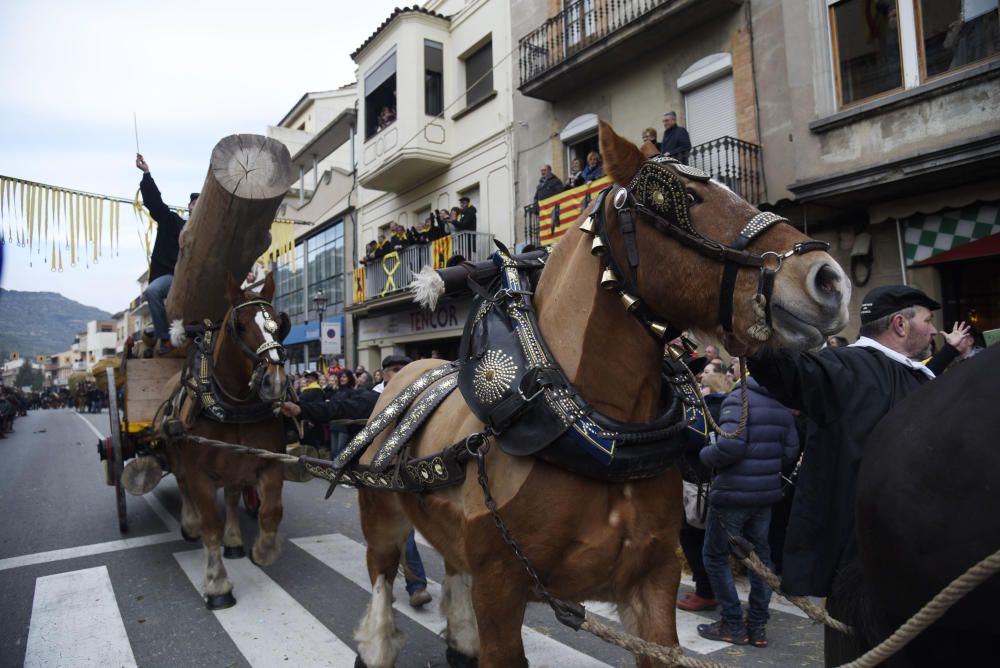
[44,185,49,241]
[380,251,400,297]
[51,239,56,271]
[70,192,77,266]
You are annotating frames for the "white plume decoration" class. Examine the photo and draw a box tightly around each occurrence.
[169,320,188,347]
[410,266,446,311]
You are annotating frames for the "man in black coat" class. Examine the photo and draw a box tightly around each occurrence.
[747,286,970,654]
[660,111,692,164]
[532,164,563,210]
[452,196,477,232]
[136,153,198,354]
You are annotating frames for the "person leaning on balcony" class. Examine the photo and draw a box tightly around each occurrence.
[566,157,585,189]
[533,164,564,210]
[661,111,692,164]
[453,196,477,232]
[389,223,412,251]
[642,127,660,152]
[581,151,604,184]
[373,234,390,259]
[425,213,447,241]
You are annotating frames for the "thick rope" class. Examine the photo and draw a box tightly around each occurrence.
[580,614,727,668]
[183,433,301,464]
[681,357,749,439]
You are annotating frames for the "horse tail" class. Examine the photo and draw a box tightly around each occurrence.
[823,556,884,667]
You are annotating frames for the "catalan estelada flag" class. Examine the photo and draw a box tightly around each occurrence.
[432,235,453,269]
[353,266,366,305]
[537,176,612,247]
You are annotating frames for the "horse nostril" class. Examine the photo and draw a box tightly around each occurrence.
[814,264,841,301]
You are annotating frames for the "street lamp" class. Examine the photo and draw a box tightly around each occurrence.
[312,289,328,324]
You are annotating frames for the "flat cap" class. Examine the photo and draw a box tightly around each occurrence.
[381,354,412,369]
[860,285,940,324]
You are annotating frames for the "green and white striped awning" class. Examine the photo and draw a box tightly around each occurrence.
[903,203,1000,266]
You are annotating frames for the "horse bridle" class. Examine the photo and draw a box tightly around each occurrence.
[582,155,830,346]
[226,298,287,393]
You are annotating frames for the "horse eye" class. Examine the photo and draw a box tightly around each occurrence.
[686,191,699,206]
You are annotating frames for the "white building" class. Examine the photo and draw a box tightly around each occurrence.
[79,320,117,371]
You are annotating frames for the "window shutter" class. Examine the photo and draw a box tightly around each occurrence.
[683,75,737,146]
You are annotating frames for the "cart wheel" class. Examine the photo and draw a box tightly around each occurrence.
[107,367,128,532]
[242,486,260,518]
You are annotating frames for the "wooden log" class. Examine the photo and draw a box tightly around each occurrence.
[165,134,293,323]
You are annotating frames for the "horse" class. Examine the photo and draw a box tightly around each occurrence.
[349,119,852,668]
[834,343,1000,666]
[164,271,291,609]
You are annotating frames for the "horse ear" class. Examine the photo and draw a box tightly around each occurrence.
[599,120,644,186]
[639,140,660,159]
[225,273,244,305]
[260,271,276,302]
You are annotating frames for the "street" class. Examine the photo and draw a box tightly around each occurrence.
[1,409,823,667]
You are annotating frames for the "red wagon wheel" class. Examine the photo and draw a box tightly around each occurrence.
[106,367,128,532]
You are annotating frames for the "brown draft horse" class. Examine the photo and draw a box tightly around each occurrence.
[353,121,851,667]
[165,272,290,609]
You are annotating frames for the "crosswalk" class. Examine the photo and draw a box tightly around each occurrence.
[19,527,810,668]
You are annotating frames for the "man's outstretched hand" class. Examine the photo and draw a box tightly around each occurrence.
[943,321,972,352]
[280,402,302,418]
[135,153,149,173]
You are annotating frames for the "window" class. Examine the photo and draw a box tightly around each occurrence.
[425,40,444,116]
[364,51,397,139]
[306,220,345,320]
[564,0,597,49]
[274,244,304,324]
[918,0,999,79]
[830,0,903,105]
[464,40,493,108]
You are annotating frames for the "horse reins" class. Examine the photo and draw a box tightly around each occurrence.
[224,298,287,398]
[582,155,830,345]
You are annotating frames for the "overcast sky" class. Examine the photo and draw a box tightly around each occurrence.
[0,0,401,313]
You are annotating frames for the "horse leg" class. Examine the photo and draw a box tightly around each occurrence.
[222,485,245,559]
[439,564,480,667]
[618,557,682,668]
[186,472,235,610]
[250,463,283,566]
[355,489,407,668]
[469,566,528,668]
[173,464,201,543]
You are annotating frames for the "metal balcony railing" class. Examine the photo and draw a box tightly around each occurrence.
[361,231,494,302]
[519,0,669,86]
[522,137,764,246]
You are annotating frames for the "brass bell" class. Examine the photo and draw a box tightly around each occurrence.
[680,336,698,354]
[590,235,606,255]
[578,216,596,234]
[600,267,621,290]
[649,321,669,339]
[667,343,685,361]
[620,292,641,312]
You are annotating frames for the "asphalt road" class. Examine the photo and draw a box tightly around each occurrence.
[0,409,823,667]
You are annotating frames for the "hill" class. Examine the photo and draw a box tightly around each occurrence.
[0,288,112,359]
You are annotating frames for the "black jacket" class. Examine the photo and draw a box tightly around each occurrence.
[748,342,959,596]
[660,126,692,163]
[534,174,564,204]
[297,388,379,437]
[140,173,185,282]
[453,205,477,232]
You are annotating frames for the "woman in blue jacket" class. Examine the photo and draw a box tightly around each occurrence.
[697,375,799,648]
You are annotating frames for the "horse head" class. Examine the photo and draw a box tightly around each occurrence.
[595,120,849,352]
[222,272,291,403]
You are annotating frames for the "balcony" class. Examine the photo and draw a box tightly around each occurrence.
[355,231,493,306]
[358,124,452,192]
[518,0,741,101]
[524,136,763,245]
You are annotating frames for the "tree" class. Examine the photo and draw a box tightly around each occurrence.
[14,360,43,392]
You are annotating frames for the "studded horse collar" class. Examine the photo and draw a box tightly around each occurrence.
[582,154,830,342]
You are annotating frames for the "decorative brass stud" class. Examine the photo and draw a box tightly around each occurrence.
[651,190,665,206]
[667,344,685,361]
[649,321,669,339]
[578,216,596,234]
[590,236,606,255]
[600,267,621,290]
[620,292,641,312]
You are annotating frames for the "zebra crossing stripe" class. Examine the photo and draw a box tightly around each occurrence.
[584,600,729,655]
[292,533,613,668]
[174,550,357,667]
[25,565,138,668]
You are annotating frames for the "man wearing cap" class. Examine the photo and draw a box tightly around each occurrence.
[135,153,198,355]
[748,285,970,653]
[451,196,477,232]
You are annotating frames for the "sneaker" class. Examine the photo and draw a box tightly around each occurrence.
[677,591,719,611]
[408,589,432,608]
[696,620,748,645]
[747,624,768,648]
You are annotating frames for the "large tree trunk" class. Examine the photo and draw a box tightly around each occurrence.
[166,134,293,323]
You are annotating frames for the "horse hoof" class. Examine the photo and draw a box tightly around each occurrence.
[205,592,236,610]
[223,545,245,559]
[180,527,199,543]
[446,646,479,668]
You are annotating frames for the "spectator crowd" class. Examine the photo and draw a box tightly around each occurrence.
[361,197,477,264]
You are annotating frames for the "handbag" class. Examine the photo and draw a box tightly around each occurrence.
[682,480,708,529]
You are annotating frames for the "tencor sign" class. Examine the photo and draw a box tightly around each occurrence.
[358,301,470,342]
